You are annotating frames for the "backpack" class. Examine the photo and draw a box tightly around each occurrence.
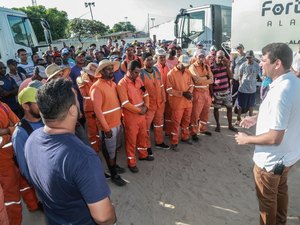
[18,118,34,135]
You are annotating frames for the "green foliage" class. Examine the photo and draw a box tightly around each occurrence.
[68,18,109,39]
[111,21,136,33]
[13,5,69,41]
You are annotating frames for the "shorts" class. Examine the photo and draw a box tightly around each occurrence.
[213,90,232,109]
[237,92,256,109]
[100,124,123,159]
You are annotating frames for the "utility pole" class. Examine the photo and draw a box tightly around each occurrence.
[124,16,128,31]
[147,13,150,37]
[84,2,95,20]
[32,0,37,6]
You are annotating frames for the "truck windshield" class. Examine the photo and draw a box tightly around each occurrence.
[180,11,205,40]
[8,15,35,47]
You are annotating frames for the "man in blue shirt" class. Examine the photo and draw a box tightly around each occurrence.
[0,61,19,116]
[12,86,42,212]
[25,78,116,225]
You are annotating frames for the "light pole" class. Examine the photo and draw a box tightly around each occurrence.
[124,16,128,31]
[150,17,155,27]
[84,2,95,20]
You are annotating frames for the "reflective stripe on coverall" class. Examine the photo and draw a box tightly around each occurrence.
[166,67,194,145]
[0,183,9,225]
[77,73,100,152]
[189,62,213,135]
[0,102,22,225]
[140,68,166,146]
[155,63,172,136]
[117,75,149,167]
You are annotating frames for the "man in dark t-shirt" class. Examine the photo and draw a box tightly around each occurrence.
[25,78,116,225]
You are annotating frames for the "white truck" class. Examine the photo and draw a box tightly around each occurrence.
[174,0,300,55]
[0,7,51,64]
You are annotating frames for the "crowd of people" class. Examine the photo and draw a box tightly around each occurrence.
[0,38,300,225]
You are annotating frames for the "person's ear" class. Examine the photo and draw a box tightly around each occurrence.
[69,104,77,118]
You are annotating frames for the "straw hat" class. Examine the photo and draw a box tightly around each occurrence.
[83,62,98,76]
[45,63,71,81]
[95,59,120,77]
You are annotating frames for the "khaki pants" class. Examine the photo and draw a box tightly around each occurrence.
[253,164,290,225]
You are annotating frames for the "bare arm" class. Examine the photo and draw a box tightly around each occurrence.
[88,197,116,225]
[235,129,285,145]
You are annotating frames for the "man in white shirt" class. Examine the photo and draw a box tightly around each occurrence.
[235,43,300,225]
[17,49,34,77]
[291,43,300,77]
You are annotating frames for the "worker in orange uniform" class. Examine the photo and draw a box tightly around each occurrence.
[0,101,21,225]
[166,55,194,152]
[189,49,214,142]
[90,59,126,186]
[117,60,154,173]
[154,48,172,136]
[76,62,100,152]
[0,184,9,225]
[120,44,143,73]
[141,52,169,153]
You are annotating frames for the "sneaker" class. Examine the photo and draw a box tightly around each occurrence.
[104,172,111,179]
[155,143,170,149]
[200,131,212,136]
[170,144,179,152]
[128,165,139,173]
[111,175,127,186]
[191,134,199,142]
[215,126,221,132]
[181,139,193,145]
[115,164,126,174]
[228,126,238,132]
[147,148,154,157]
[139,155,154,161]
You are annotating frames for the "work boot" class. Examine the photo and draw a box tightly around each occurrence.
[181,138,193,145]
[115,164,126,174]
[200,131,212,136]
[191,134,199,142]
[147,148,154,157]
[128,165,139,173]
[139,155,154,161]
[155,143,170,149]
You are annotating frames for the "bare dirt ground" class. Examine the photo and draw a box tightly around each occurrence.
[22,108,300,225]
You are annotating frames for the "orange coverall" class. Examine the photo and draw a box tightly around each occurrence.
[155,63,172,136]
[189,62,213,135]
[140,67,166,147]
[117,75,150,167]
[0,102,21,225]
[0,184,9,225]
[77,73,100,152]
[90,79,122,133]
[166,67,194,145]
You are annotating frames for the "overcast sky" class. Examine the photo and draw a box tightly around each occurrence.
[1,0,231,30]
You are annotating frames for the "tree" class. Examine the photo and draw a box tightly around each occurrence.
[68,18,109,44]
[111,21,136,33]
[13,6,69,41]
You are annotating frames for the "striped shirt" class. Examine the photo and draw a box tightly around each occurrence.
[211,63,230,93]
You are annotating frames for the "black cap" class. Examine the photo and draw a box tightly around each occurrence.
[7,59,18,65]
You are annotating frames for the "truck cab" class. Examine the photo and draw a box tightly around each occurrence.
[174,4,231,55]
[0,7,51,64]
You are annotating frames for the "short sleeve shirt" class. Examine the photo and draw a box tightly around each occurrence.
[238,61,259,93]
[25,128,110,225]
[253,72,300,171]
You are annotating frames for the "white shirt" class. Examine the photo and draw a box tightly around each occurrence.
[292,52,300,72]
[18,61,35,77]
[253,72,300,171]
